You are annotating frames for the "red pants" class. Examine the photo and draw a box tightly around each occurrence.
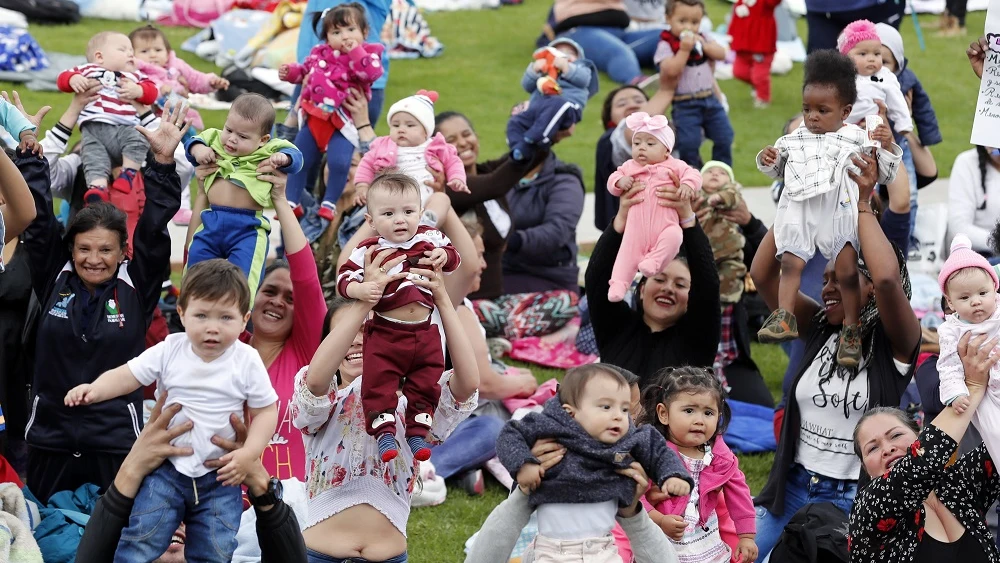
[362,314,443,439]
[733,51,774,103]
[108,171,146,258]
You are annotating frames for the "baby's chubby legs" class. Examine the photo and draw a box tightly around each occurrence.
[609,220,683,302]
[835,243,863,367]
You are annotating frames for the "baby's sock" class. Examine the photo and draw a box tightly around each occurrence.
[378,432,398,462]
[111,168,138,194]
[407,435,431,462]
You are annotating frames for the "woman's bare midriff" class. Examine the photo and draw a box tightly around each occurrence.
[381,303,432,323]
[303,504,407,559]
[206,178,264,211]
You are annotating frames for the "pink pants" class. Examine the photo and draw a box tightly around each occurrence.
[733,51,774,103]
[610,198,682,301]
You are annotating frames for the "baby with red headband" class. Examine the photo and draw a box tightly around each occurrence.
[606,112,702,302]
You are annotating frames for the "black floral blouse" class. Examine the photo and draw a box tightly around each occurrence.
[849,425,1000,562]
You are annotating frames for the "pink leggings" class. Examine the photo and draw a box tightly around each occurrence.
[609,221,683,300]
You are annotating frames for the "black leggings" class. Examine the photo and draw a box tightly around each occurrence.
[946,0,968,26]
[805,1,907,54]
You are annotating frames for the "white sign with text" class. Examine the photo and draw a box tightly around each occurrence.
[972,1,1000,146]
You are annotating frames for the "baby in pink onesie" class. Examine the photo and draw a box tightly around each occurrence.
[607,112,702,302]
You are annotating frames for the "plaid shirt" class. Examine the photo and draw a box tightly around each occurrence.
[712,304,735,390]
[756,124,902,202]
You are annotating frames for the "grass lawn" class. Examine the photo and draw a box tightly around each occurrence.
[8,4,965,559]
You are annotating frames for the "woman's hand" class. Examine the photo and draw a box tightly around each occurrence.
[116,393,194,498]
[256,160,289,204]
[204,413,271,490]
[354,246,407,303]
[409,265,447,304]
[719,197,753,227]
[344,88,370,127]
[958,333,1000,396]
[847,148,879,206]
[969,36,990,79]
[195,162,219,183]
[137,99,190,164]
[612,179,645,234]
[424,155,447,193]
[657,173,694,222]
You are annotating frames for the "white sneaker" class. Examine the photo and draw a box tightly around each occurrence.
[411,460,447,507]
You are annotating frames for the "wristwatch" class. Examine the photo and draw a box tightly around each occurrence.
[248,477,283,508]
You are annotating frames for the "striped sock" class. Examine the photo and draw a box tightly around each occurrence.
[378,433,398,462]
[407,435,431,461]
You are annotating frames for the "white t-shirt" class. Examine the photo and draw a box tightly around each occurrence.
[396,141,434,204]
[794,333,910,480]
[128,332,278,477]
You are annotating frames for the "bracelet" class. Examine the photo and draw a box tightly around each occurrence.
[679,215,696,226]
[858,206,875,216]
[356,123,372,130]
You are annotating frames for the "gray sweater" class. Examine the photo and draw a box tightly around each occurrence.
[497,397,692,508]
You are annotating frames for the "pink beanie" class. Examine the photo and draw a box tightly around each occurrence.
[837,20,881,54]
[625,112,674,152]
[938,234,999,293]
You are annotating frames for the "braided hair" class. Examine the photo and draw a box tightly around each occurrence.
[977,145,991,211]
[638,366,731,446]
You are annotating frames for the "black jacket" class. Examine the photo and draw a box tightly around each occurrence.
[75,482,307,563]
[21,153,178,454]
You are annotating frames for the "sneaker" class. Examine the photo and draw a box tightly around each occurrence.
[172,208,193,226]
[837,324,863,368]
[84,186,110,205]
[753,97,771,109]
[317,203,336,222]
[411,460,447,508]
[111,168,138,194]
[757,309,799,343]
[487,337,512,359]
[457,468,485,496]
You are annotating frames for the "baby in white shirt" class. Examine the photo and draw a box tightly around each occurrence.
[65,259,277,563]
[837,19,912,135]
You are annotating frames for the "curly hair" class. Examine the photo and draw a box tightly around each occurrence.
[803,49,857,107]
[637,366,731,445]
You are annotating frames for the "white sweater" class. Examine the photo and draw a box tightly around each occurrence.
[947,149,1000,253]
[849,67,912,134]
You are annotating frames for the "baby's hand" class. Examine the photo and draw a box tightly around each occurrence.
[532,59,548,73]
[278,64,291,82]
[657,513,688,541]
[707,193,723,207]
[347,280,382,304]
[952,395,972,415]
[208,74,230,90]
[68,74,92,94]
[663,477,691,497]
[18,130,41,156]
[676,183,696,203]
[269,152,292,170]
[425,248,448,270]
[159,84,173,96]
[870,122,893,149]
[117,79,143,101]
[679,31,699,52]
[735,538,759,563]
[190,144,217,166]
[65,384,99,407]
[354,184,369,207]
[447,178,469,193]
[516,463,544,493]
[760,146,780,167]
[216,447,255,487]
[615,176,634,193]
[553,56,569,73]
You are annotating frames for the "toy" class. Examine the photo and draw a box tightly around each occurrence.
[533,46,564,96]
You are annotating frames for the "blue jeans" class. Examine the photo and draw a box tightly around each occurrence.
[287,125,355,208]
[114,464,242,563]
[671,96,733,168]
[754,463,857,563]
[429,414,505,480]
[899,137,919,247]
[306,548,408,563]
[556,26,661,84]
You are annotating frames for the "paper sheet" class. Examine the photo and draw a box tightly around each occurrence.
[971,1,1000,146]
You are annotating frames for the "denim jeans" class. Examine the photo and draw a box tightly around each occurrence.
[429,415,505,479]
[306,548,408,563]
[286,125,355,208]
[114,464,242,563]
[754,463,857,563]
[671,96,733,169]
[899,137,919,248]
[556,26,661,84]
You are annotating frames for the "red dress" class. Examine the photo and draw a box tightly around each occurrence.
[728,0,781,55]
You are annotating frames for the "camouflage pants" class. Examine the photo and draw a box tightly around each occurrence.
[719,256,747,304]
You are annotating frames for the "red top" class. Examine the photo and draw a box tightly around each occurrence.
[727,0,781,55]
[239,246,327,481]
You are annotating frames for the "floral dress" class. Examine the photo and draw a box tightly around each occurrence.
[674,446,731,563]
[849,425,1000,562]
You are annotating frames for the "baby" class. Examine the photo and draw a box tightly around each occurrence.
[129,25,230,131]
[837,19,912,135]
[337,172,460,462]
[607,111,702,302]
[64,259,278,563]
[354,90,467,227]
[507,37,598,162]
[497,363,692,563]
[57,31,158,204]
[185,93,303,306]
[937,235,1000,434]
[696,161,747,305]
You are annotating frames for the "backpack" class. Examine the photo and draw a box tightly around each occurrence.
[770,502,850,563]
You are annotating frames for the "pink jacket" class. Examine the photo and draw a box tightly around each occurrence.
[646,436,756,537]
[136,52,216,97]
[608,157,702,197]
[284,43,384,110]
[355,133,467,186]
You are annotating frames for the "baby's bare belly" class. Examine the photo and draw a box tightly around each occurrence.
[207,178,264,210]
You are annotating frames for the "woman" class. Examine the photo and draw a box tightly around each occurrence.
[21,103,186,504]
[292,247,479,562]
[595,85,648,231]
[850,332,1000,562]
[584,172,720,386]
[946,146,1000,256]
[749,149,921,561]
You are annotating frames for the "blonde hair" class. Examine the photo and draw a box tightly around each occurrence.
[87,31,126,63]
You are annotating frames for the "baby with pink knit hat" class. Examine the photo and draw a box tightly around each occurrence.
[937,234,1000,424]
[606,112,702,302]
[837,19,912,135]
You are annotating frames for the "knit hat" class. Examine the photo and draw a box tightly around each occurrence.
[836,20,881,55]
[548,37,585,61]
[701,160,734,183]
[874,22,904,70]
[938,234,999,294]
[387,90,438,137]
[624,112,674,152]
